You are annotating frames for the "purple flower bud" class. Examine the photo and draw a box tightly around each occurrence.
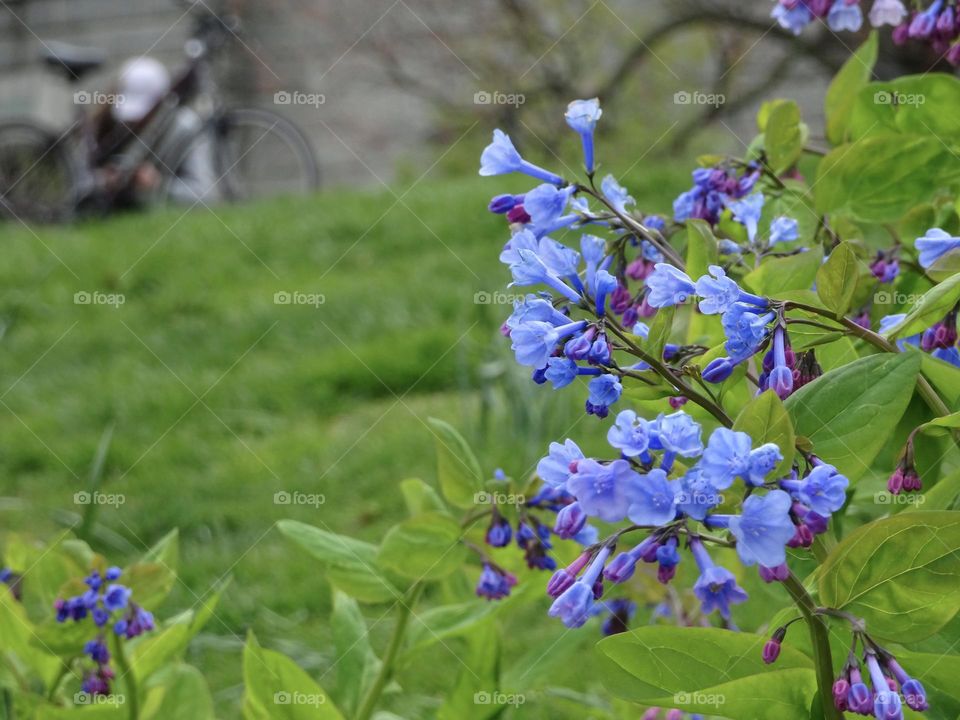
[832,678,850,711]
[758,562,790,583]
[702,356,735,383]
[847,667,873,714]
[787,523,813,548]
[554,502,588,539]
[657,564,677,584]
[485,515,512,548]
[506,205,531,224]
[488,194,519,214]
[547,569,577,598]
[603,552,638,583]
[762,639,781,664]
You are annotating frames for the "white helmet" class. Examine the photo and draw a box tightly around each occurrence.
[113,57,170,123]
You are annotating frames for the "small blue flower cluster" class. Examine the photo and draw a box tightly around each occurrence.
[536,409,848,628]
[832,650,928,719]
[55,567,154,696]
[773,0,960,66]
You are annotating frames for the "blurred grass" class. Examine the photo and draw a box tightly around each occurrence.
[0,165,692,712]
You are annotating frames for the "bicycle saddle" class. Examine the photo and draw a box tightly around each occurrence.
[40,40,106,82]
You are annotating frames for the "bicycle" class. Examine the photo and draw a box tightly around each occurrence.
[0,3,320,223]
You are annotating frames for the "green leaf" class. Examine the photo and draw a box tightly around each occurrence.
[0,588,60,689]
[816,242,861,317]
[685,219,719,280]
[123,562,176,613]
[242,632,344,720]
[377,512,466,580]
[402,597,513,659]
[743,247,823,298]
[819,511,960,641]
[733,391,795,477]
[814,134,960,223]
[598,627,815,719]
[330,591,380,718]
[399,478,447,516]
[784,352,921,482]
[436,621,502,720]
[765,100,804,173]
[277,520,398,603]
[849,73,960,141]
[920,352,960,407]
[824,31,878,144]
[884,272,960,339]
[427,417,484,510]
[141,664,215,720]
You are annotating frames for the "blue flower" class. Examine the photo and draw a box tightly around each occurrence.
[870,0,908,26]
[695,265,740,315]
[565,98,602,173]
[567,459,640,522]
[723,490,795,567]
[915,228,960,268]
[827,0,863,31]
[488,193,519,214]
[865,653,904,720]
[510,319,588,369]
[601,174,635,215]
[537,439,585,489]
[782,464,849,516]
[586,374,622,416]
[524,184,577,228]
[544,357,578,389]
[505,294,570,331]
[700,427,752,490]
[626,468,678,526]
[509,249,582,303]
[909,0,943,38]
[104,567,122,581]
[607,410,654,458]
[102,584,132,613]
[476,564,516,600]
[702,356,736,383]
[747,443,783,486]
[674,468,723,521]
[548,546,610,627]
[772,2,814,34]
[769,326,794,399]
[554,502,588,539]
[646,264,696,307]
[653,411,703,458]
[718,238,741,255]
[769,216,799,245]
[581,234,607,293]
[673,189,697,222]
[537,237,581,279]
[722,303,774,361]
[480,129,564,185]
[690,539,748,618]
[727,193,764,244]
[83,639,110,664]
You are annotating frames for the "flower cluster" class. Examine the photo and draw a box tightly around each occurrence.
[673,164,760,226]
[772,0,960,65]
[55,567,154,696]
[537,409,849,628]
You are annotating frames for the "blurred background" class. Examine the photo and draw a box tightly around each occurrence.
[0,0,944,716]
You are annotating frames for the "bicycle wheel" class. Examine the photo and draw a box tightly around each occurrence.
[211,108,319,202]
[0,122,78,223]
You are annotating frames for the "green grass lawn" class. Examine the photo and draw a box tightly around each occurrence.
[0,168,692,714]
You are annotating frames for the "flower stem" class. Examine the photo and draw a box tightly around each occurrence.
[110,634,138,720]
[782,572,842,720]
[355,583,424,720]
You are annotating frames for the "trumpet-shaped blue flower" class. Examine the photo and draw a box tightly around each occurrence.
[722,303,774,361]
[586,374,622,416]
[772,2,813,34]
[909,0,943,38]
[607,410,654,458]
[646,264,696,307]
[695,265,741,315]
[102,584,132,613]
[506,294,570,331]
[870,0,907,26]
[702,356,736,383]
[565,98,602,173]
[690,539,748,618]
[710,490,795,567]
[827,0,863,31]
[780,464,849,516]
[674,468,723,520]
[769,327,794,399]
[700,427,752,489]
[769,216,799,245]
[548,546,610,627]
[915,228,960,269]
[653,411,703,458]
[727,193,764,243]
[865,653,904,720]
[537,439,584,489]
[747,442,783,485]
[480,129,564,185]
[510,249,582,303]
[524,184,577,227]
[510,319,588,369]
[601,174,635,215]
[567,458,640,522]
[626,468,678,526]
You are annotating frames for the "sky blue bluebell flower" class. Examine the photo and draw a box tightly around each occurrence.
[870,0,907,26]
[722,303,774,361]
[915,228,960,268]
[780,464,849,516]
[652,411,704,460]
[607,410,654,458]
[554,501,588,539]
[586,374,622,416]
[700,427,752,490]
[601,174,635,215]
[480,129,564,185]
[727,193,765,243]
[772,2,813,34]
[690,538,748,618]
[702,356,736,384]
[769,326,794,399]
[567,458,640,522]
[510,319,588,369]
[505,294,569,332]
[524,184,577,229]
[646,264,696,307]
[746,443,783,486]
[827,0,863,31]
[626,468,678,526]
[564,98,602,173]
[674,468,723,520]
[695,265,741,315]
[580,234,607,293]
[769,216,799,245]
[909,0,943,37]
[537,439,584,489]
[708,490,795,567]
[548,545,610,627]
[509,249,583,303]
[887,658,928,712]
[865,653,904,720]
